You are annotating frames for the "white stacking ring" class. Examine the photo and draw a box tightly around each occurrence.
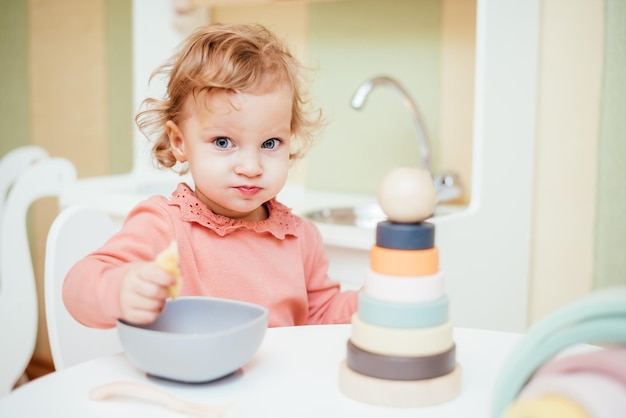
[363,269,445,303]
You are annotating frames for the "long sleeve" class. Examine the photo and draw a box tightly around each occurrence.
[63,200,177,328]
[299,220,359,325]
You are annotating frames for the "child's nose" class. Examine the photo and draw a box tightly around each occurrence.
[235,150,263,177]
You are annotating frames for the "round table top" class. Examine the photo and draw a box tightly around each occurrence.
[0,324,522,418]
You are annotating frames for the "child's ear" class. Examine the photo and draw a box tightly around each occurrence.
[166,121,187,162]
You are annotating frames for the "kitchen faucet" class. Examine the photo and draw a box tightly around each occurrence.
[350,75,462,204]
[351,76,432,176]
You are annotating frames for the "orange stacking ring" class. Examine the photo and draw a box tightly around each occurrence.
[370,245,439,276]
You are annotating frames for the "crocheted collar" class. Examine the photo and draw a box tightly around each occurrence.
[167,183,300,239]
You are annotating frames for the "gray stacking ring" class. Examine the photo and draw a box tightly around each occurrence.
[376,221,435,250]
[346,340,456,381]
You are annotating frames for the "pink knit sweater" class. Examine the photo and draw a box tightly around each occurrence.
[63,183,358,328]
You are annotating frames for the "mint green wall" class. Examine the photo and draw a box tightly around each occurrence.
[0,0,29,157]
[106,0,133,174]
[594,0,626,288]
[305,0,441,194]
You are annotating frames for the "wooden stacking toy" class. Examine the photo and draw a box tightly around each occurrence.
[338,166,462,407]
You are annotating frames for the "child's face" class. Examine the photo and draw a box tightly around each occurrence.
[166,82,293,221]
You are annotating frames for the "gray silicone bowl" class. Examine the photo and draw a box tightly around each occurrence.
[117,296,268,383]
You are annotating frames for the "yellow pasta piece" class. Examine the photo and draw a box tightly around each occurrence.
[155,241,182,300]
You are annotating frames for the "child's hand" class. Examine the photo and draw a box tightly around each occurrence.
[119,262,176,324]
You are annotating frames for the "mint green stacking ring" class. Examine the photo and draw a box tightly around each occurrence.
[491,286,626,418]
[357,292,449,329]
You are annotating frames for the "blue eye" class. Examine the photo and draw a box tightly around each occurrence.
[214,137,232,148]
[261,138,280,149]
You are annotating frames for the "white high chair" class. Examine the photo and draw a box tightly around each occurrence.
[44,204,123,371]
[0,156,76,397]
[0,146,49,224]
[0,146,48,394]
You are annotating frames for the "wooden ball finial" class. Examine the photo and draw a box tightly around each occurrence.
[377,167,436,223]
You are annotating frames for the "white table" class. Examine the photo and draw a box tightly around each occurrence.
[0,324,522,417]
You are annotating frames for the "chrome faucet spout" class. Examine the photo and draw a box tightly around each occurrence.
[351,76,432,175]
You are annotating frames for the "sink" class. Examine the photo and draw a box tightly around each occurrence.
[301,172,465,229]
[305,204,386,229]
[303,203,460,229]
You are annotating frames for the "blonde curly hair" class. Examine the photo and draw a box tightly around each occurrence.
[135,22,323,173]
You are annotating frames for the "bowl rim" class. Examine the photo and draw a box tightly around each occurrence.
[116,296,269,339]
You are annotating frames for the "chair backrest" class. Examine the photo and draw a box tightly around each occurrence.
[44,204,123,371]
[0,146,49,229]
[0,156,76,397]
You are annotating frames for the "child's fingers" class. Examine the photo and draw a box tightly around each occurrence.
[137,281,167,299]
[123,307,163,324]
[137,263,177,288]
[119,288,167,324]
[133,296,166,315]
[119,263,174,323]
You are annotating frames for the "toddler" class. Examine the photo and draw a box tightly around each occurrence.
[63,23,358,328]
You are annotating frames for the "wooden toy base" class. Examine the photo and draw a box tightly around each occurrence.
[338,360,462,408]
